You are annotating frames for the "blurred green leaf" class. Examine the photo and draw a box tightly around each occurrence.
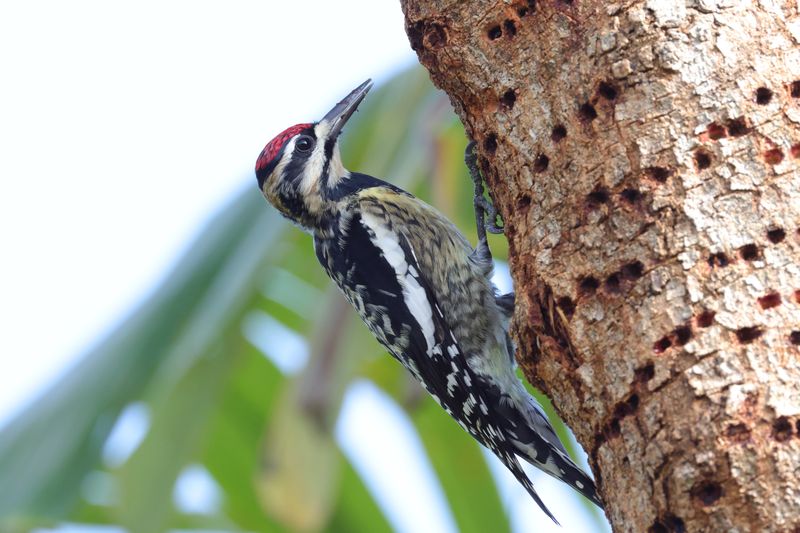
[256,383,341,533]
[201,342,285,532]
[327,459,393,533]
[413,400,511,533]
[0,188,278,520]
[117,341,232,533]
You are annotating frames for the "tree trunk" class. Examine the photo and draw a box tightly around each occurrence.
[400,1,800,531]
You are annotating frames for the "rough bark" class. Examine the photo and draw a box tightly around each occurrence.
[400,1,800,531]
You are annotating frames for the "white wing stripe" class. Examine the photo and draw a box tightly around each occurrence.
[360,212,436,355]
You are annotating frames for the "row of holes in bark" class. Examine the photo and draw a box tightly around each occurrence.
[707,226,800,269]
[696,143,800,168]
[653,291,800,353]
[486,0,536,41]
[585,176,658,210]
[754,80,800,105]
[515,83,800,180]
[560,193,798,350]
[577,165,674,220]
[701,116,749,141]
[486,0,579,40]
[484,79,619,164]
[581,165,675,214]
[555,262,646,324]
[555,262,645,319]
[652,311,715,353]
[491,85,800,169]
[515,156,798,223]
[728,416,800,445]
[576,260,644,298]
[595,362,664,472]
[499,84,615,114]
[698,115,800,167]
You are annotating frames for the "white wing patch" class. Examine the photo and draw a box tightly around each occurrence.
[463,394,477,416]
[446,371,458,395]
[360,212,436,356]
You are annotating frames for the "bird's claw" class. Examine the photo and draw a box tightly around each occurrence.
[474,196,504,234]
[465,140,505,248]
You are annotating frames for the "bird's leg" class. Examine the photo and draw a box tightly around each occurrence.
[465,140,491,263]
[465,140,504,236]
[465,140,504,264]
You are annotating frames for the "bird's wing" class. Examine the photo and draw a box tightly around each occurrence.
[317,188,559,523]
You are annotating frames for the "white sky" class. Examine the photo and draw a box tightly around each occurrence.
[1,2,606,531]
[0,0,414,423]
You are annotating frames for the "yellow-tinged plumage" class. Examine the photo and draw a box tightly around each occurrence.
[254,80,604,522]
[354,187,499,358]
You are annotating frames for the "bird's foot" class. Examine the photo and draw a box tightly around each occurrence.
[465,140,504,263]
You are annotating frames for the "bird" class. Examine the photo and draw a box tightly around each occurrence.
[254,78,602,522]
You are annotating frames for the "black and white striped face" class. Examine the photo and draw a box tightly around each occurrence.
[254,79,373,231]
[255,121,348,229]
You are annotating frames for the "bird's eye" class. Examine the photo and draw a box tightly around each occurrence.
[295,135,315,154]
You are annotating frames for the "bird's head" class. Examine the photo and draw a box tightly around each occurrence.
[255,79,373,230]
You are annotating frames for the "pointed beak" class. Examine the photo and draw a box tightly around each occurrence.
[321,79,373,140]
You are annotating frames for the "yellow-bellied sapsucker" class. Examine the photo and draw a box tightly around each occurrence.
[255,79,602,522]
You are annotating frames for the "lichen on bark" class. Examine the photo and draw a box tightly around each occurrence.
[401,0,800,531]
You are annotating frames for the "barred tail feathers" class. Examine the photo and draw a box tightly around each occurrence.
[498,450,560,525]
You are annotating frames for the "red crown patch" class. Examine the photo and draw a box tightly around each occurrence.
[256,123,312,174]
